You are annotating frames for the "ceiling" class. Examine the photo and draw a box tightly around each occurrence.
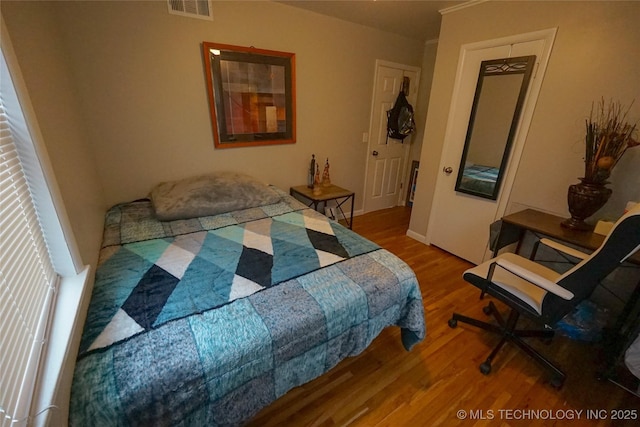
[278,1,468,42]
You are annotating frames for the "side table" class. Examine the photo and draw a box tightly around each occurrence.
[290,184,355,229]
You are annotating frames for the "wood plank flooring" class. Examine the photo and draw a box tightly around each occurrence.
[247,207,640,426]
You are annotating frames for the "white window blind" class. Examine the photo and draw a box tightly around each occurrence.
[0,97,59,426]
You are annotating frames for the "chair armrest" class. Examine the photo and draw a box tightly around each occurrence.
[494,258,575,300]
[539,238,588,260]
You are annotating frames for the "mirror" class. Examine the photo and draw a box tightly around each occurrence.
[203,42,296,149]
[455,55,536,199]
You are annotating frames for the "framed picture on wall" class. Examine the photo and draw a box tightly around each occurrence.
[202,42,296,149]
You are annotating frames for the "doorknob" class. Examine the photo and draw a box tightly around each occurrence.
[443,166,453,174]
[372,151,379,156]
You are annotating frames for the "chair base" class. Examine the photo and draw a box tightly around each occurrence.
[449,301,566,388]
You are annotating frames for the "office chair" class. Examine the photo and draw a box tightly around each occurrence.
[448,204,640,387]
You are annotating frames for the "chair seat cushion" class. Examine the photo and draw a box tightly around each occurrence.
[464,253,561,314]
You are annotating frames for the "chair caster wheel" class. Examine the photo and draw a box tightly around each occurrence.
[550,376,564,389]
[482,305,492,315]
[479,361,492,375]
[448,318,457,328]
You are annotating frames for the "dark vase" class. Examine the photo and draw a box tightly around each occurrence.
[561,178,612,231]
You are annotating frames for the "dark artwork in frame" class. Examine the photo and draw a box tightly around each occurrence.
[203,42,296,149]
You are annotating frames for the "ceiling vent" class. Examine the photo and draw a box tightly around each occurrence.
[167,0,213,21]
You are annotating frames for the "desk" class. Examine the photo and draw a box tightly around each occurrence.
[493,209,640,325]
[290,184,355,229]
[493,208,640,263]
[493,208,640,394]
[497,209,600,257]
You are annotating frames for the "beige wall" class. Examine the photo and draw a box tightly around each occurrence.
[410,0,640,239]
[3,1,427,211]
[1,1,105,268]
[408,40,438,177]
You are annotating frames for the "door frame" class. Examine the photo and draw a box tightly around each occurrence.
[363,59,421,214]
[426,28,557,254]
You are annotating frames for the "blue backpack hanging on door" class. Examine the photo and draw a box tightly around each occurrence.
[386,77,415,143]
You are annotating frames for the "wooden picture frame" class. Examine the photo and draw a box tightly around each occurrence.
[202,42,296,149]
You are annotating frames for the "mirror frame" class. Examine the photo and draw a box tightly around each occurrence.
[203,42,296,149]
[455,55,536,200]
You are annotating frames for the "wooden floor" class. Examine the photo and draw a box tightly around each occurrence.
[247,207,640,426]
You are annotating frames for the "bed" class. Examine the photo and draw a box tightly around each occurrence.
[69,172,425,426]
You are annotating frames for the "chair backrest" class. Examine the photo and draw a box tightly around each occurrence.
[541,204,640,324]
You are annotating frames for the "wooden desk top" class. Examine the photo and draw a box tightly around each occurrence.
[290,184,354,202]
[502,209,604,251]
[502,208,640,263]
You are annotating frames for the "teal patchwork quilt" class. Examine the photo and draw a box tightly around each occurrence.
[70,188,425,426]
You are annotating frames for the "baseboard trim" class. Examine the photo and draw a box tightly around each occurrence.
[406,229,427,244]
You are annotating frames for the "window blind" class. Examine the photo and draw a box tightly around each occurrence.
[0,99,59,426]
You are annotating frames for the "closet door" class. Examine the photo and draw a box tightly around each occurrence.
[363,61,420,213]
[427,30,555,264]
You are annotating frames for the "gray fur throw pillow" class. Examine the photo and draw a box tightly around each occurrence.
[150,171,281,221]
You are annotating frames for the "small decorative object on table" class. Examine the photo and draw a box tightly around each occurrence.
[321,158,331,187]
[313,164,322,196]
[308,154,316,188]
[562,98,639,230]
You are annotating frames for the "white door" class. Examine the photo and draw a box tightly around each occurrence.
[427,29,556,264]
[364,61,419,213]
